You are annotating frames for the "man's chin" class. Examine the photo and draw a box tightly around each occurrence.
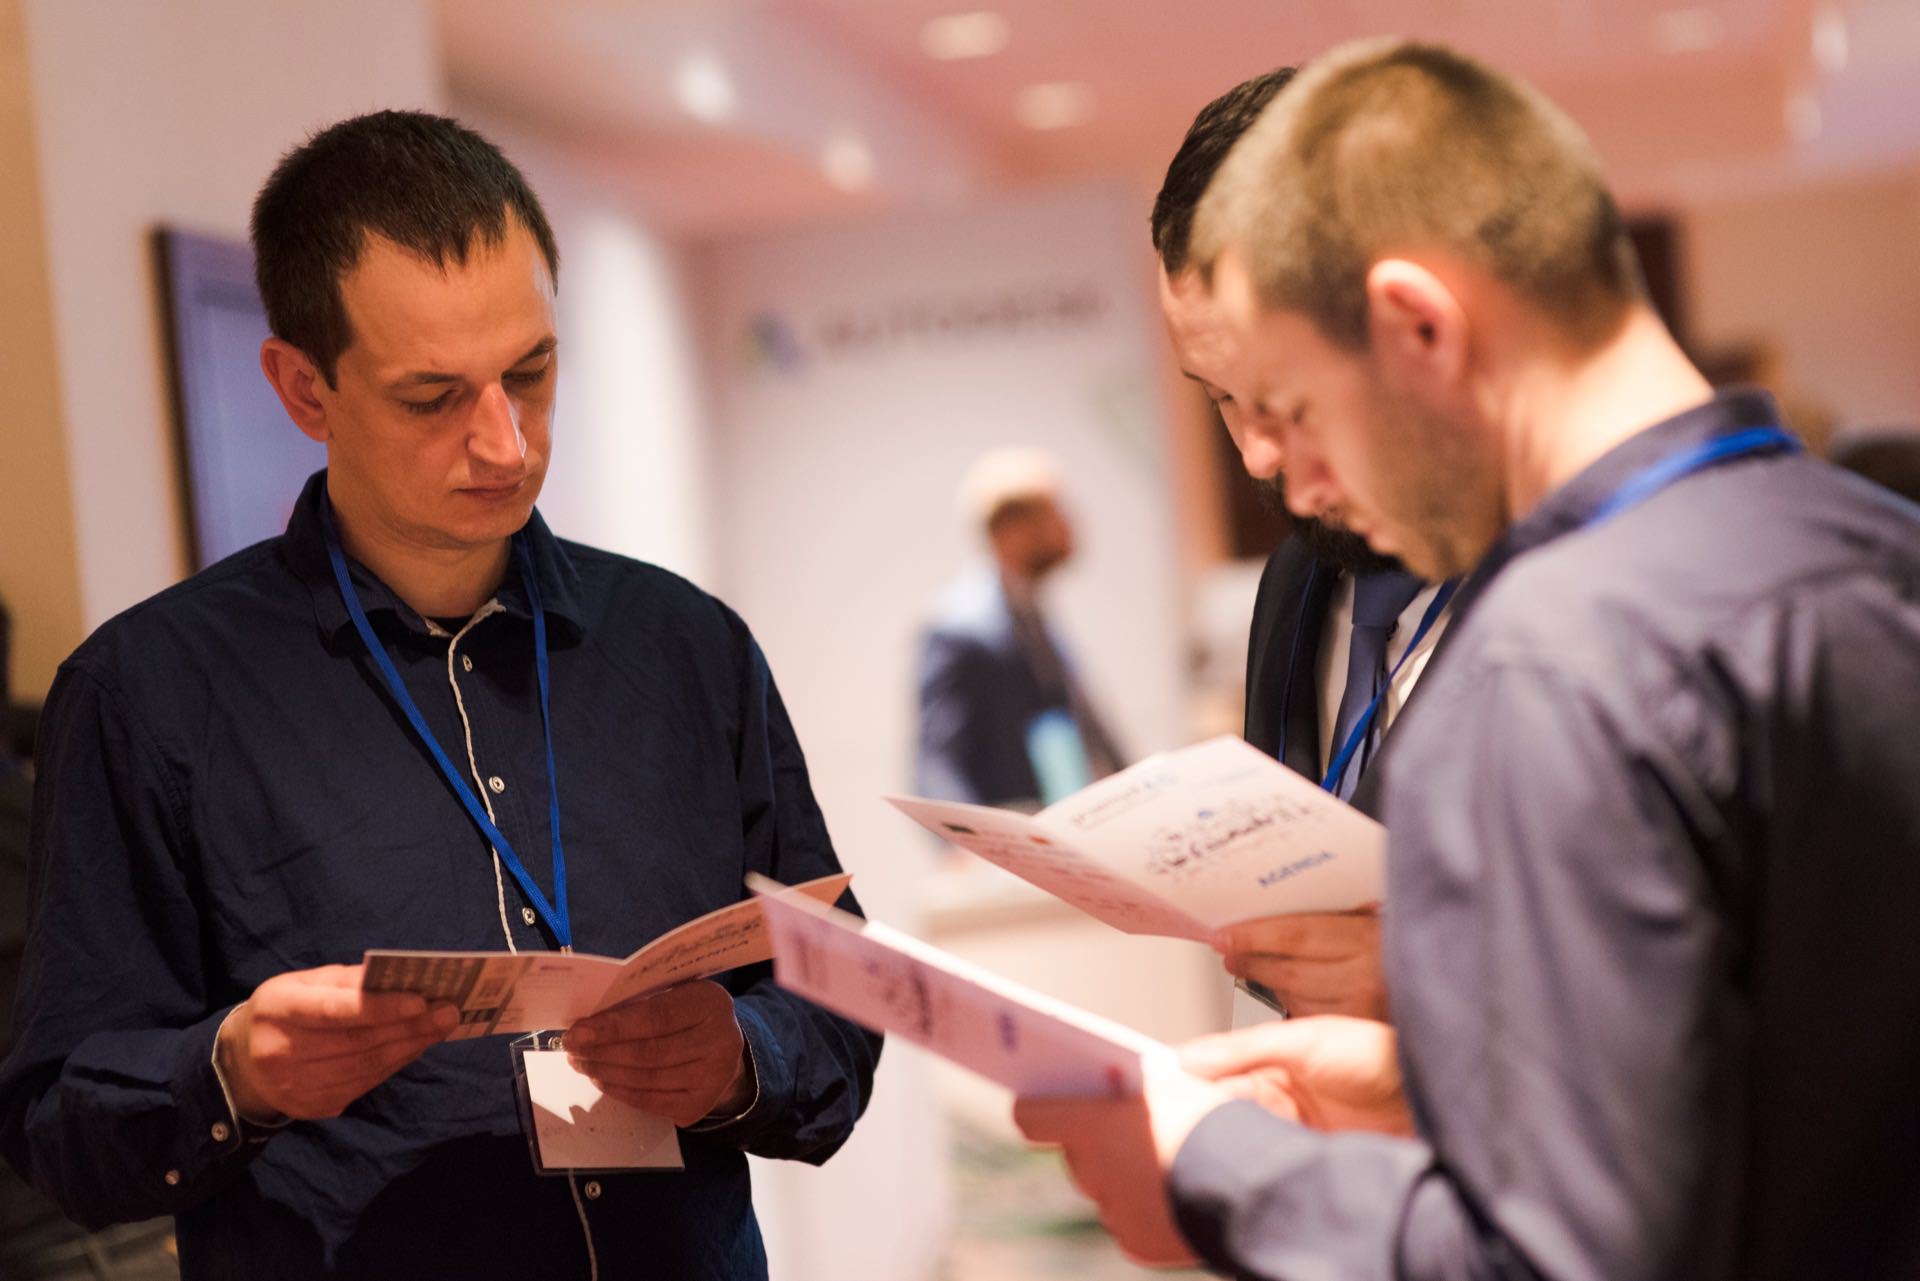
[1297,518,1406,577]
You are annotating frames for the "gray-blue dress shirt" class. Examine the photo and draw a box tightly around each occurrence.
[1170,391,1920,1281]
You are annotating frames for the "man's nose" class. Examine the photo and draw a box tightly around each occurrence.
[469,383,526,467]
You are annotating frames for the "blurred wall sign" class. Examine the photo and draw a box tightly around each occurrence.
[737,282,1109,378]
[155,228,326,569]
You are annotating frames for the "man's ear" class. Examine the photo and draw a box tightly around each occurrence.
[260,339,331,445]
[1364,259,1468,391]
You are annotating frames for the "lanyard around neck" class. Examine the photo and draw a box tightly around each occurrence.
[1319,578,1458,797]
[1583,425,1800,528]
[1305,422,1798,801]
[320,495,572,949]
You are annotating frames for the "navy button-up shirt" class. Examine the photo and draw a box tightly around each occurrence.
[1170,391,1920,1281]
[0,472,882,1280]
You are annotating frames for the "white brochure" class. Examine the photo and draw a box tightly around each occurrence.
[889,735,1384,940]
[750,874,1173,1098]
[362,872,852,1039]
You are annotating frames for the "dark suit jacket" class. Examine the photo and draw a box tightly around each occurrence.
[913,569,1117,807]
[1243,536,1455,819]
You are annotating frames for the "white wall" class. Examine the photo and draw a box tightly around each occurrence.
[697,181,1190,1281]
[1683,167,1920,429]
[20,0,443,631]
[448,110,717,586]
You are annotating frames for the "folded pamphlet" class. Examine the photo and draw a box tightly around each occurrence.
[362,873,852,1038]
[889,735,1383,940]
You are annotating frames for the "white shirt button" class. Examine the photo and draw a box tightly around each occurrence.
[211,1122,231,1142]
[164,1169,181,1186]
[488,775,506,794]
[462,655,474,673]
[521,906,537,926]
[583,1179,602,1200]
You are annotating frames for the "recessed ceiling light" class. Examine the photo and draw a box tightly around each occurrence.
[921,11,1010,60]
[1652,7,1726,54]
[1812,5,1849,76]
[675,52,737,125]
[823,132,876,192]
[1015,81,1095,131]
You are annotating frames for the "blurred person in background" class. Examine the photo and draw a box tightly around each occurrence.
[1152,66,1457,1022]
[914,447,1124,810]
[0,594,179,1280]
[1019,38,1920,1280]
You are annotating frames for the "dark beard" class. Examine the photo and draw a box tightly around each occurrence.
[1252,474,1405,576]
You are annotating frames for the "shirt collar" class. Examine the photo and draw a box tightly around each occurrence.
[280,469,587,646]
[1452,387,1788,619]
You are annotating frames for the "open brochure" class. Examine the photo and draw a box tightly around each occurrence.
[361,872,852,1039]
[889,735,1383,942]
[749,874,1172,1097]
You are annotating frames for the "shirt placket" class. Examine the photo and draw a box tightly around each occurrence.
[440,606,550,952]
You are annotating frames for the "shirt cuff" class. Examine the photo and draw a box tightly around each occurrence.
[685,1031,760,1132]
[155,1006,275,1204]
[209,1005,292,1143]
[1167,1099,1431,1281]
[680,999,788,1143]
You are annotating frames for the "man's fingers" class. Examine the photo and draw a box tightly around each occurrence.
[245,1007,457,1075]
[569,1058,715,1094]
[1212,911,1376,961]
[1179,1022,1323,1080]
[1013,1096,1111,1145]
[568,981,730,1049]
[265,983,432,1028]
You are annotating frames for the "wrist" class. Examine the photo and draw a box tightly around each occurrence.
[213,1004,286,1128]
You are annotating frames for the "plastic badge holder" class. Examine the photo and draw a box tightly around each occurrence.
[511,1032,685,1175]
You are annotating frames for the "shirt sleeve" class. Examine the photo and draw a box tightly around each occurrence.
[697,628,882,1163]
[1170,657,1729,1281]
[0,664,262,1228]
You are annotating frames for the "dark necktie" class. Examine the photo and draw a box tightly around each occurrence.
[1326,570,1425,799]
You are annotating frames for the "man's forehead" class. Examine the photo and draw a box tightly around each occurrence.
[337,226,556,370]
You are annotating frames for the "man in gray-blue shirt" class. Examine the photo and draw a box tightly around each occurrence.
[1018,37,1920,1281]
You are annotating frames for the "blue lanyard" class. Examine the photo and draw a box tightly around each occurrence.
[1319,578,1458,796]
[1312,422,1799,799]
[1584,425,1799,527]
[320,497,572,949]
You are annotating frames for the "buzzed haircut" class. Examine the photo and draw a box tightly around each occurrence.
[1194,39,1646,351]
[1150,67,1297,275]
[250,109,559,385]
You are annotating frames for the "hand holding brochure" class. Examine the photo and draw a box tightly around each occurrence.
[361,873,851,1039]
[889,736,1383,941]
[750,874,1172,1097]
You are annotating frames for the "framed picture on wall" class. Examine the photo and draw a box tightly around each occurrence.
[155,227,325,569]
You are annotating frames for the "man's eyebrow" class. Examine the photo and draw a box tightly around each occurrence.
[387,337,558,390]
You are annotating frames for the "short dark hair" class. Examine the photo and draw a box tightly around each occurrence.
[250,110,559,385]
[1196,40,1645,351]
[1150,68,1297,275]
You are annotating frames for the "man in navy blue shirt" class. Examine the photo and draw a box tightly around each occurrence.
[0,111,879,1279]
[1018,38,1920,1281]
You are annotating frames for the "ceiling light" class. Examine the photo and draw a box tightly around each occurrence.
[675,52,736,125]
[1652,7,1726,54]
[1812,5,1849,76]
[921,12,1010,60]
[823,132,876,192]
[1015,81,1095,131]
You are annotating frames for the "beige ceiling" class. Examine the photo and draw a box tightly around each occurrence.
[436,0,1920,239]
